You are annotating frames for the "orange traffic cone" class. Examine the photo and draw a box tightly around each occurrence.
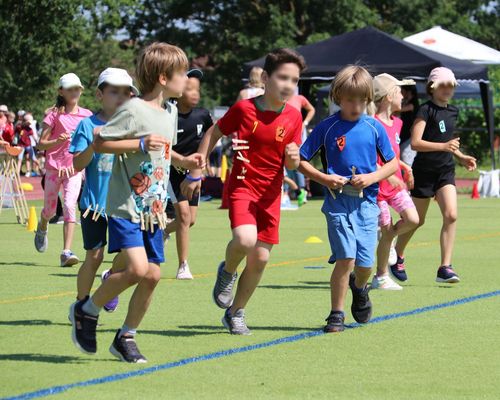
[471,182,480,199]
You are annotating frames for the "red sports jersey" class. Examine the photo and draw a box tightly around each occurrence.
[217,98,303,201]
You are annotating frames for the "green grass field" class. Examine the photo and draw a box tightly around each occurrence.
[1,197,500,399]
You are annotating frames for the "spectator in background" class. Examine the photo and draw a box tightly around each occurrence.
[399,85,419,166]
[0,105,8,132]
[14,115,34,175]
[286,90,316,206]
[2,112,16,145]
[237,66,265,101]
[24,113,41,176]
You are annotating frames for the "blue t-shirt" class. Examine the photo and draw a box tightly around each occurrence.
[300,112,395,202]
[69,114,114,213]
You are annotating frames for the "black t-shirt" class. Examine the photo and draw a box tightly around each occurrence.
[399,97,419,143]
[412,101,458,172]
[173,107,213,156]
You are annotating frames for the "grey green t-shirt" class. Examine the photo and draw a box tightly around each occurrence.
[100,98,178,224]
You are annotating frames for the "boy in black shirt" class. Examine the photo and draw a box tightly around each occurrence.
[388,67,476,284]
[165,69,213,279]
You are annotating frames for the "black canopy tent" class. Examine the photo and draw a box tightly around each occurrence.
[245,27,496,168]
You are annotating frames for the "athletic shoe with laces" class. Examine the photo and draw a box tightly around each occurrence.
[60,250,79,267]
[323,311,345,333]
[349,272,372,324]
[101,269,119,312]
[389,256,408,282]
[212,261,237,309]
[176,261,194,280]
[109,330,147,363]
[388,239,398,266]
[69,297,98,354]
[436,265,460,283]
[371,274,403,291]
[34,223,48,253]
[222,308,251,335]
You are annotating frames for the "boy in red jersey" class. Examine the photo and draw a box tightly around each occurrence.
[182,48,305,334]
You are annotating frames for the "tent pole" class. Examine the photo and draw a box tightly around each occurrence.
[479,82,496,170]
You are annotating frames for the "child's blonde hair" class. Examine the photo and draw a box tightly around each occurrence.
[135,42,189,95]
[248,67,264,88]
[367,85,401,116]
[330,65,373,105]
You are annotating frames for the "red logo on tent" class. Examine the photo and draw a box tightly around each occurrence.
[423,38,436,45]
[336,136,346,151]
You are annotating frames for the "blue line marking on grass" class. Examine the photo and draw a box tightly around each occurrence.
[4,289,500,400]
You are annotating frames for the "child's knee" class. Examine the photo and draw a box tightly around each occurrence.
[126,262,149,284]
[86,250,104,268]
[443,211,457,225]
[380,224,394,237]
[232,233,257,252]
[144,264,161,287]
[404,213,420,229]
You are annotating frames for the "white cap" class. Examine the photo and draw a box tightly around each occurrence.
[59,73,84,89]
[0,105,8,112]
[373,73,415,101]
[97,68,139,95]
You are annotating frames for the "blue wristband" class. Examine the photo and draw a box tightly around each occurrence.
[139,137,147,154]
[185,174,202,182]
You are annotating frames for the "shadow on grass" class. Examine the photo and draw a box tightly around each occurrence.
[0,353,85,364]
[178,324,313,332]
[49,273,78,278]
[0,261,46,267]
[258,284,329,290]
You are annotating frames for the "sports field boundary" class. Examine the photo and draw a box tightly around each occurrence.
[3,289,500,400]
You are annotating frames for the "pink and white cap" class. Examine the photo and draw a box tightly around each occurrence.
[428,67,458,89]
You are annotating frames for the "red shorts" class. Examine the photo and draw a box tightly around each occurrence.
[229,194,281,244]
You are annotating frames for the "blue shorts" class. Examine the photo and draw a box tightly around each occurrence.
[108,217,165,264]
[322,194,380,268]
[80,212,107,250]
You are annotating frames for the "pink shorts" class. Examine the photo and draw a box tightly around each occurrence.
[377,190,415,227]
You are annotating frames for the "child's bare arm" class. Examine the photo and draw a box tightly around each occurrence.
[411,119,459,153]
[37,123,69,151]
[93,134,166,155]
[298,158,347,189]
[73,146,94,171]
[454,149,477,171]
[351,157,399,189]
[171,150,205,170]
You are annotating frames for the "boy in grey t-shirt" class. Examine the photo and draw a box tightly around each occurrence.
[69,43,204,363]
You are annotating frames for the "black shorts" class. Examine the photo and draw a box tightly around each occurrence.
[411,168,455,198]
[168,168,200,206]
[209,146,223,168]
[80,211,107,251]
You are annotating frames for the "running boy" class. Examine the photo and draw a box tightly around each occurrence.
[389,67,476,284]
[164,68,213,280]
[69,42,203,363]
[369,74,420,291]
[299,66,398,333]
[182,48,305,335]
[70,68,138,311]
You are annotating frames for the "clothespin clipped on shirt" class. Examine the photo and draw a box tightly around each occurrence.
[351,166,363,198]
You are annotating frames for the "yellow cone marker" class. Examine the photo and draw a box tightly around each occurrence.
[27,206,37,232]
[305,236,323,244]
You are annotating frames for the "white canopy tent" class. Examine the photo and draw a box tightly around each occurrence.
[404,26,500,65]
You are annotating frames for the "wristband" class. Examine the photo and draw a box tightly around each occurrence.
[139,137,147,154]
[185,174,202,182]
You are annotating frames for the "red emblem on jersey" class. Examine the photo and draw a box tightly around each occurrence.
[336,136,346,151]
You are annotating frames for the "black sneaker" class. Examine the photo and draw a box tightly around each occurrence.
[222,308,251,335]
[349,273,372,324]
[436,265,460,283]
[323,311,345,333]
[109,330,147,363]
[389,256,408,282]
[69,297,98,354]
[212,261,238,309]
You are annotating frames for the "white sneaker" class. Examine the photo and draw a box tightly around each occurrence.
[371,274,402,291]
[176,261,193,280]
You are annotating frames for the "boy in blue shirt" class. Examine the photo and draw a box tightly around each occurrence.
[299,66,398,333]
[70,68,138,313]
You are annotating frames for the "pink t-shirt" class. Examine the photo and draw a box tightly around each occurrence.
[43,107,92,170]
[287,95,308,112]
[376,115,404,201]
